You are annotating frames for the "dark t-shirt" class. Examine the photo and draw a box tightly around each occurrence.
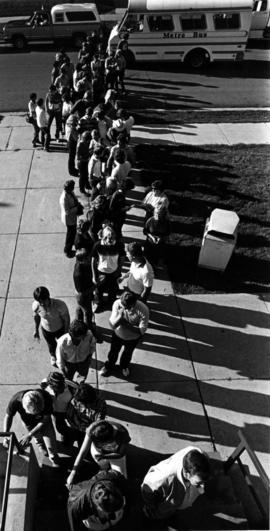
[92,240,125,261]
[109,190,126,225]
[6,389,53,428]
[74,232,94,253]
[73,261,94,293]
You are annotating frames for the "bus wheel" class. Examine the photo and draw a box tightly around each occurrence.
[185,48,208,68]
[124,49,135,68]
[73,33,86,49]
[12,34,27,50]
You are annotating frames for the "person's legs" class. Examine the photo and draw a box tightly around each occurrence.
[40,127,45,148]
[105,332,123,369]
[47,112,54,138]
[119,337,140,370]
[95,273,107,307]
[73,356,92,384]
[41,326,64,365]
[44,127,50,150]
[63,361,77,381]
[77,160,89,193]
[68,137,78,176]
[64,224,76,255]
[55,112,62,140]
[105,273,119,306]
[75,291,95,329]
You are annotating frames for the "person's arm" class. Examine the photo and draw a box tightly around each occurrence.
[33,313,41,340]
[109,303,125,329]
[19,419,45,448]
[56,340,65,373]
[91,255,98,285]
[66,431,91,489]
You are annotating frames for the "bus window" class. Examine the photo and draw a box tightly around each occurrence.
[147,15,174,32]
[253,0,268,11]
[180,14,207,31]
[213,13,240,30]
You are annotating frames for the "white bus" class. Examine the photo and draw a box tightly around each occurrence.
[250,0,270,38]
[108,0,254,67]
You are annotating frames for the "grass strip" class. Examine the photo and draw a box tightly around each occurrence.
[136,144,270,294]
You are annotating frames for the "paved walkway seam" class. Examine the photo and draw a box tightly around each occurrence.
[0,148,34,336]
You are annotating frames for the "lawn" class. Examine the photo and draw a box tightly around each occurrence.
[135,144,270,294]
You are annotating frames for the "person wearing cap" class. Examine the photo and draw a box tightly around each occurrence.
[3,388,59,465]
[99,290,149,378]
[123,242,154,304]
[141,447,210,521]
[59,180,83,258]
[91,225,125,313]
[32,286,70,366]
[67,469,128,531]
[56,319,96,383]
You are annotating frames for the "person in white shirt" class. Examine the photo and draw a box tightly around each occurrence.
[141,446,210,521]
[28,92,40,147]
[99,290,149,378]
[139,180,170,226]
[36,98,50,151]
[56,319,96,383]
[110,149,131,187]
[122,242,154,304]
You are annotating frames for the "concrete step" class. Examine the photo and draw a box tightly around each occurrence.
[2,445,39,531]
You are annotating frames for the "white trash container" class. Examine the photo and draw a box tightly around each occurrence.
[198,208,239,272]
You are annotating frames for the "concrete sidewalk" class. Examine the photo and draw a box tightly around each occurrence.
[0,113,270,146]
[0,115,269,528]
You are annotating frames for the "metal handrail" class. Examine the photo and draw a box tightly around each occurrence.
[225,429,269,526]
[0,432,24,531]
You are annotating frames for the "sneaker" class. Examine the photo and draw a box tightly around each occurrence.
[50,356,57,367]
[99,365,111,377]
[49,454,60,468]
[122,368,130,378]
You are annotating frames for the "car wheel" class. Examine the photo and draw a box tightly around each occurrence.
[12,35,27,50]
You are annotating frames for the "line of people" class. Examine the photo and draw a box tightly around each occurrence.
[7,38,218,531]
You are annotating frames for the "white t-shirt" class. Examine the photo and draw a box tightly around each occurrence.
[127,259,154,295]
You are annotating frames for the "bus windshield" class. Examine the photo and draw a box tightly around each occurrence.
[119,12,142,32]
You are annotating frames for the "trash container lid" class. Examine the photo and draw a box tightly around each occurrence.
[208,209,239,236]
